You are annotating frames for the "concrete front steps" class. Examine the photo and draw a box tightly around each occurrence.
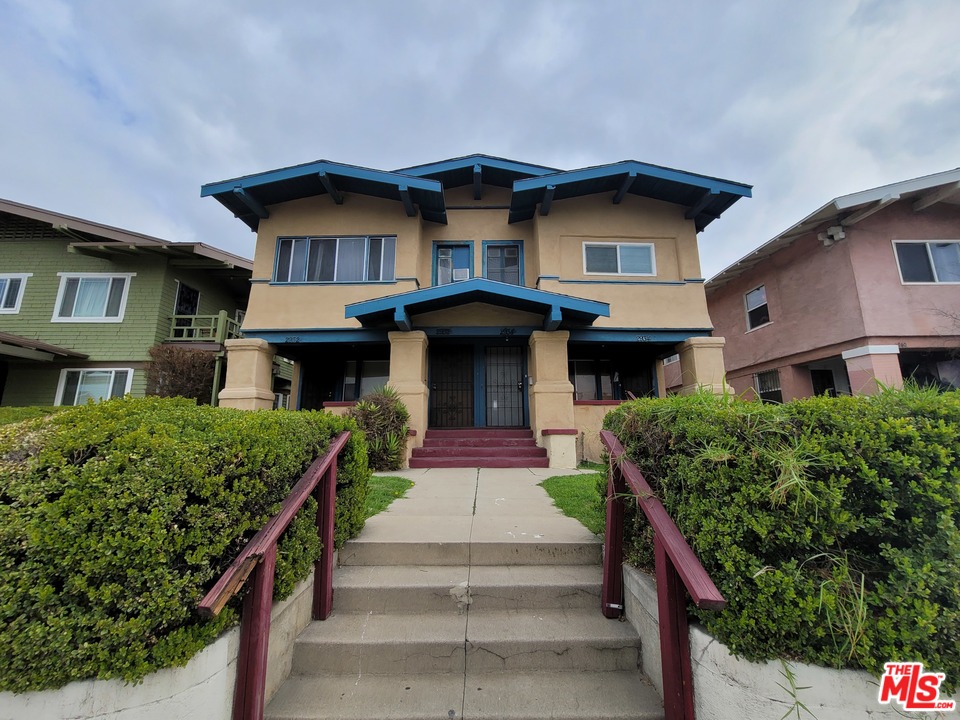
[266,528,662,718]
[410,428,549,469]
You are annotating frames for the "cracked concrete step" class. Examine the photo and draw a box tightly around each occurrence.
[332,565,602,613]
[292,612,466,675]
[465,609,641,673]
[265,670,663,720]
[339,539,601,566]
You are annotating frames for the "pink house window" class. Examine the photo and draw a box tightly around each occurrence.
[745,285,770,330]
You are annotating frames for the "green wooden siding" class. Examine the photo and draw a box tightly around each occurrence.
[1,364,147,406]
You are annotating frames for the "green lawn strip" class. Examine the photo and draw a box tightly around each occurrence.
[0,406,62,426]
[539,471,605,535]
[365,475,414,518]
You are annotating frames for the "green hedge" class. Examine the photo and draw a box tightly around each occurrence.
[0,397,369,692]
[603,388,960,686]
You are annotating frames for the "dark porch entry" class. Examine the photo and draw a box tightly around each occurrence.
[428,344,526,428]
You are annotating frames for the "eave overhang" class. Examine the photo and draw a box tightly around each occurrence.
[397,154,558,193]
[508,160,752,230]
[200,160,448,231]
[345,277,610,331]
[0,331,88,362]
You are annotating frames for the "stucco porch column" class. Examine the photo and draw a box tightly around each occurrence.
[675,336,734,395]
[218,338,277,410]
[528,330,577,468]
[842,345,903,394]
[388,331,429,460]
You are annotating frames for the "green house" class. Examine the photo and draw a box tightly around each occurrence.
[0,198,253,407]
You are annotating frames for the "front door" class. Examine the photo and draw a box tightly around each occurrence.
[429,345,474,428]
[485,346,525,427]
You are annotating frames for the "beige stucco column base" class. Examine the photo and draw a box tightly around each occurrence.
[676,336,734,396]
[528,331,577,469]
[388,331,429,460]
[218,338,277,410]
[842,345,903,394]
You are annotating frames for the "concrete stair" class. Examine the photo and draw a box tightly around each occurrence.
[410,428,549,468]
[264,468,663,719]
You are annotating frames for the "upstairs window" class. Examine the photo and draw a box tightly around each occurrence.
[583,242,655,276]
[436,243,472,285]
[894,241,960,283]
[53,273,133,322]
[275,236,396,283]
[745,285,770,330]
[0,273,30,313]
[485,243,521,285]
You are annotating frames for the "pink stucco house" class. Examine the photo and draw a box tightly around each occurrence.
[704,168,960,401]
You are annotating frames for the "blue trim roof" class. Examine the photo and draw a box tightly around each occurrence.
[509,160,752,231]
[345,277,609,331]
[397,154,558,190]
[201,160,447,231]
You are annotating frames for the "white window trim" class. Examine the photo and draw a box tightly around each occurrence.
[582,242,656,277]
[0,273,32,314]
[892,239,960,285]
[52,272,135,323]
[55,367,135,406]
[744,284,771,331]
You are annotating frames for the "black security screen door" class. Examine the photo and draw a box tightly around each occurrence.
[485,347,524,427]
[429,346,474,427]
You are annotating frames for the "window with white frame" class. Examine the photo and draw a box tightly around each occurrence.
[583,242,655,276]
[894,241,960,283]
[53,273,133,322]
[275,236,397,283]
[754,369,782,403]
[56,368,133,406]
[745,285,770,330]
[0,273,30,313]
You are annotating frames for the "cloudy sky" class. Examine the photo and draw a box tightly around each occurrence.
[1,0,958,277]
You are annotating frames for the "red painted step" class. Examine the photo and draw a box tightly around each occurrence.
[410,428,548,468]
[413,446,547,458]
[409,456,550,469]
[425,429,533,439]
[422,437,539,448]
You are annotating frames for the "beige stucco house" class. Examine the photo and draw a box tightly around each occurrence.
[202,155,750,467]
[706,168,960,402]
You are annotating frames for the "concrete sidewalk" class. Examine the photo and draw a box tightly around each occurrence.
[342,467,602,566]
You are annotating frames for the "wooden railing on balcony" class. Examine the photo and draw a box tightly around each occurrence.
[198,431,351,720]
[600,429,726,720]
[166,310,242,344]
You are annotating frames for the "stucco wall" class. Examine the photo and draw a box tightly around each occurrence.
[622,566,956,720]
[573,401,622,462]
[0,571,317,720]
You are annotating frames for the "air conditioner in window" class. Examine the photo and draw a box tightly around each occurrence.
[453,268,469,281]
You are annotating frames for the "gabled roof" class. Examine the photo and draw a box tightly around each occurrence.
[345,277,609,331]
[202,155,750,232]
[0,197,252,271]
[201,159,447,230]
[706,167,960,291]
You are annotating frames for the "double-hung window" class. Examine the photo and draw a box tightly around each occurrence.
[583,242,655,276]
[894,241,960,283]
[56,368,133,406]
[275,236,397,283]
[485,243,521,285]
[53,273,133,322]
[745,285,770,330]
[0,273,30,313]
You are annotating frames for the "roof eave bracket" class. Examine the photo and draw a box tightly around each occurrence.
[685,188,721,219]
[544,305,563,331]
[473,164,482,200]
[318,171,344,205]
[398,185,417,217]
[540,185,556,216]
[394,306,412,331]
[232,187,270,219]
[613,171,637,204]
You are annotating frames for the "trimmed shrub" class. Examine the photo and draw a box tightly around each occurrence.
[348,386,409,471]
[603,387,960,686]
[0,397,369,692]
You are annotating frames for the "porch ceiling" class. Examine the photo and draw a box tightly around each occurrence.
[345,277,609,332]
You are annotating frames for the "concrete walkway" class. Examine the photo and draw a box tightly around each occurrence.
[342,466,603,566]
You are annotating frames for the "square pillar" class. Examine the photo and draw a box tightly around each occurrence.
[388,331,429,458]
[528,330,576,468]
[675,336,733,396]
[842,345,903,394]
[218,338,277,410]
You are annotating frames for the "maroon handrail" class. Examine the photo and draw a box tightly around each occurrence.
[600,429,726,720]
[198,430,351,720]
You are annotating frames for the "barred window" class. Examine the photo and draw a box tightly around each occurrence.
[754,369,782,403]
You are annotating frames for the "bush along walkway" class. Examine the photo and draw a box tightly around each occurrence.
[265,467,663,720]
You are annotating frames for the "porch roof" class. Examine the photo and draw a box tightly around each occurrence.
[0,331,88,361]
[345,277,610,331]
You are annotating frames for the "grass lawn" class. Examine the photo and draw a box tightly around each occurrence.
[539,470,605,535]
[0,407,62,426]
[364,475,414,519]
